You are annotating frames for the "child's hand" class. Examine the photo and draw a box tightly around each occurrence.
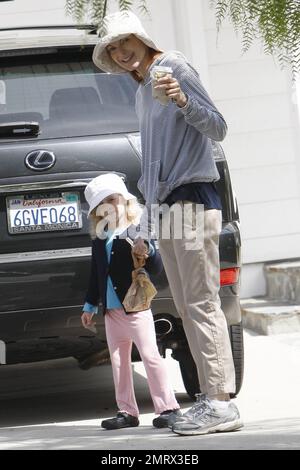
[81,312,96,329]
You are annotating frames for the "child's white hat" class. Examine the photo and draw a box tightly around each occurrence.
[85,173,136,217]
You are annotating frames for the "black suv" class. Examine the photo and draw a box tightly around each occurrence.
[0,26,243,398]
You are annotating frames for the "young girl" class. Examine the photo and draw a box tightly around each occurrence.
[81,173,180,430]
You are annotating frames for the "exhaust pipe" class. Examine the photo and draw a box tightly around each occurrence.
[154,318,173,338]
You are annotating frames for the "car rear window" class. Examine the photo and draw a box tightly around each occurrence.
[0,51,138,140]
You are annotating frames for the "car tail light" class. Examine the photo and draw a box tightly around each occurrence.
[220,267,239,286]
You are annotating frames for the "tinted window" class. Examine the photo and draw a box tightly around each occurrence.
[0,56,138,139]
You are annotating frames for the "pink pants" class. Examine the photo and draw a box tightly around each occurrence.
[105,308,179,417]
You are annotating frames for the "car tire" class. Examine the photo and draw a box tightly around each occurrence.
[177,348,200,400]
[177,322,244,400]
[229,322,244,396]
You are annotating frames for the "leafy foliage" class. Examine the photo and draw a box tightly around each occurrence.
[210,0,300,78]
[65,0,149,36]
[66,0,300,76]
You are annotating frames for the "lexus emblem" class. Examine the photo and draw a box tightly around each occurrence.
[25,150,56,171]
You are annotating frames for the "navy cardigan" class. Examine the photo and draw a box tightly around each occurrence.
[84,235,163,315]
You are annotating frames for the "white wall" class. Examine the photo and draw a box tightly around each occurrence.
[200,1,300,269]
[0,0,72,26]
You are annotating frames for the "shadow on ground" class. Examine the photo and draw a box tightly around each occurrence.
[0,418,299,450]
[0,357,190,428]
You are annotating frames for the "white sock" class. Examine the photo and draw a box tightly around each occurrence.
[209,399,230,410]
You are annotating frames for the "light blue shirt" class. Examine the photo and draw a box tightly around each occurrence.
[105,231,124,310]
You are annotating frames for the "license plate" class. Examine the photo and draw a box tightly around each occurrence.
[6,192,82,234]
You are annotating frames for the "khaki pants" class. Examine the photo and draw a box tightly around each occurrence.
[158,205,236,396]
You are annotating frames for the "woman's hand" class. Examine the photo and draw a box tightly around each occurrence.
[132,237,149,262]
[154,76,187,108]
[81,312,96,329]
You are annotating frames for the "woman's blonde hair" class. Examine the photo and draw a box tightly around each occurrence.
[88,195,143,239]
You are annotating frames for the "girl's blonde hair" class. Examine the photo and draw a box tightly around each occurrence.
[88,195,143,239]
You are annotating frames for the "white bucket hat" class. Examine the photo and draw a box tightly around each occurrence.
[85,173,136,217]
[92,11,162,73]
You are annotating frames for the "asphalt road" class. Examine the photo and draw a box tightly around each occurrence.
[0,330,299,450]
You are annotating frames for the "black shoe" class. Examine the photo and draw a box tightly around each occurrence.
[152,409,182,429]
[101,412,139,430]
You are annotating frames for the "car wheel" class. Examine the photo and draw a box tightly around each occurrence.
[176,322,244,399]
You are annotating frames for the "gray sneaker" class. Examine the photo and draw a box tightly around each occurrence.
[168,393,208,428]
[172,400,243,435]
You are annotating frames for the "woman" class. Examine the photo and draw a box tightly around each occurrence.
[92,12,243,436]
[82,173,180,430]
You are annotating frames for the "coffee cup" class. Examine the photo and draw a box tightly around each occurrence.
[150,66,173,106]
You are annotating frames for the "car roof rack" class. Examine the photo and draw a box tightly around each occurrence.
[0,25,97,33]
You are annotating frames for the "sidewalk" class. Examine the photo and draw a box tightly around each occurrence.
[0,329,299,449]
[236,330,300,423]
